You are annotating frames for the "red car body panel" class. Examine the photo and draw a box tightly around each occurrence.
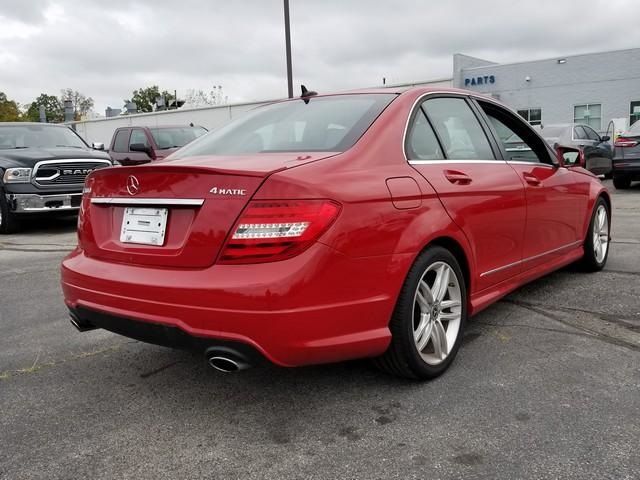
[61,87,610,368]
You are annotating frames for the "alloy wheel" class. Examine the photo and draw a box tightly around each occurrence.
[593,204,609,263]
[412,262,462,365]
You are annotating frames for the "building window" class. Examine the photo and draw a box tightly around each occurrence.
[630,101,640,126]
[517,108,542,126]
[574,103,601,131]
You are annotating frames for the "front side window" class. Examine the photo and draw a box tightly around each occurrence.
[630,101,640,127]
[480,101,550,164]
[173,94,396,158]
[574,103,602,131]
[129,129,149,149]
[421,97,494,160]
[574,126,588,140]
[406,109,444,160]
[517,108,542,126]
[113,130,129,152]
[583,126,601,142]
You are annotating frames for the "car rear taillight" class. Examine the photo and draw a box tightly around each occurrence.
[614,137,639,148]
[218,200,341,264]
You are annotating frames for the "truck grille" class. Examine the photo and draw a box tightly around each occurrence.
[33,160,112,187]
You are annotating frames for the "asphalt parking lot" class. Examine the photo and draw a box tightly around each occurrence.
[1,180,639,480]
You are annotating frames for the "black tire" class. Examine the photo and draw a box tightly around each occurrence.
[604,171,612,180]
[373,246,468,380]
[613,176,631,189]
[581,197,610,272]
[0,188,19,234]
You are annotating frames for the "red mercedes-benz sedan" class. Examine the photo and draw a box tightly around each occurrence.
[61,87,611,379]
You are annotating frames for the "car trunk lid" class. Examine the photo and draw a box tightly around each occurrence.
[81,153,337,268]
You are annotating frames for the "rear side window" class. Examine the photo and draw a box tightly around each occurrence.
[406,110,444,160]
[173,94,396,157]
[150,127,207,149]
[422,98,494,160]
[113,130,129,152]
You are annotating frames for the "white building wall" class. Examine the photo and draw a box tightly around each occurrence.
[70,99,280,146]
[70,78,453,146]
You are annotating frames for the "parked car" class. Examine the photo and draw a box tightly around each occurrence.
[0,122,112,234]
[108,125,207,166]
[612,120,640,189]
[62,88,611,380]
[502,123,613,176]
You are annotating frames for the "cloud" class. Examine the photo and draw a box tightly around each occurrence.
[1,0,639,113]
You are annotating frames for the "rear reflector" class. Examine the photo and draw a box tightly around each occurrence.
[218,200,341,264]
[614,138,639,148]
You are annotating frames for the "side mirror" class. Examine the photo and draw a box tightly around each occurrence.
[92,142,104,150]
[129,143,151,156]
[600,135,610,142]
[556,146,584,168]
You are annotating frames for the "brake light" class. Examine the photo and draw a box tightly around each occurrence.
[218,200,341,264]
[614,137,638,148]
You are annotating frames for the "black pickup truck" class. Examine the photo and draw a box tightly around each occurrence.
[0,122,112,233]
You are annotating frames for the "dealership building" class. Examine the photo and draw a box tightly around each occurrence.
[445,47,640,135]
[72,47,640,145]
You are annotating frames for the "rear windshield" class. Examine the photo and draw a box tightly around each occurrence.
[173,94,396,157]
[150,126,207,149]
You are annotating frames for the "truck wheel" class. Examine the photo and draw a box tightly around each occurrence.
[373,246,467,380]
[0,188,19,234]
[613,176,631,189]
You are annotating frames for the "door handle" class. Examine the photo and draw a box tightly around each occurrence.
[523,172,541,186]
[444,170,472,185]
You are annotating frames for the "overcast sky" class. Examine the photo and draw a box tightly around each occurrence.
[1,0,639,113]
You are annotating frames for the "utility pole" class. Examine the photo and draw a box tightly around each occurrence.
[283,0,293,98]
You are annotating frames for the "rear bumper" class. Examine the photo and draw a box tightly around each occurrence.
[612,158,640,178]
[61,244,413,367]
[6,192,82,213]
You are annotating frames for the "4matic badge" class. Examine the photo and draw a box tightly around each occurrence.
[210,187,247,196]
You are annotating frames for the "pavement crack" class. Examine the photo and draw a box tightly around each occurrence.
[500,300,640,352]
[0,343,125,381]
[0,247,72,253]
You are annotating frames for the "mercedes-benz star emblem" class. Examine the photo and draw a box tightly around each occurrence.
[126,175,140,196]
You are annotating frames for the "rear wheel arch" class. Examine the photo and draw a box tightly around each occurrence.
[419,236,472,295]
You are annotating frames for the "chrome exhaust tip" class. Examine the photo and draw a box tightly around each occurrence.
[69,315,98,332]
[208,356,242,372]
[205,348,251,372]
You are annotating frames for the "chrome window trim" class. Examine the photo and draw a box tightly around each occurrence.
[507,160,555,168]
[402,91,538,164]
[91,197,204,206]
[408,159,507,165]
[480,240,583,277]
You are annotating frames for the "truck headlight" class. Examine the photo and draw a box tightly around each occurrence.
[3,168,32,184]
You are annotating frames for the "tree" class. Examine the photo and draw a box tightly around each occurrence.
[25,94,63,123]
[125,86,175,113]
[60,89,94,120]
[0,92,22,122]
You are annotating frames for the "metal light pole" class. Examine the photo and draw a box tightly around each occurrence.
[283,0,293,98]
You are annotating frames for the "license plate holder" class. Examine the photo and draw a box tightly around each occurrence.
[120,207,168,246]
